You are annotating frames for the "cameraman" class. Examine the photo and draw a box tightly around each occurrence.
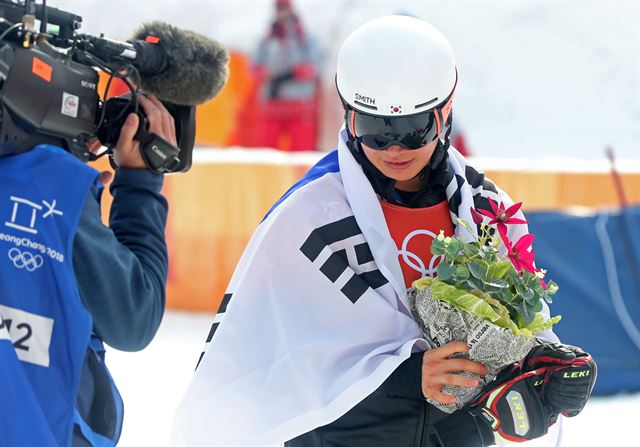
[0,94,175,446]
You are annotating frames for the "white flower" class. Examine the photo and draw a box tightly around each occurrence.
[535,269,547,279]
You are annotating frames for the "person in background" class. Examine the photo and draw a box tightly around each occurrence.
[253,0,323,151]
[450,126,471,157]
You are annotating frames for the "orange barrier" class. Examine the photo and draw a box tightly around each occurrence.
[164,157,310,311]
[91,150,640,313]
[157,150,640,312]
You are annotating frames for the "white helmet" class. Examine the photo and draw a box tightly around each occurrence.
[337,15,456,118]
[336,16,457,150]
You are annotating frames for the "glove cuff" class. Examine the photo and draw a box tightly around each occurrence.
[431,411,495,447]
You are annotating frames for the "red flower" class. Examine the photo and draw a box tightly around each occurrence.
[505,233,536,274]
[477,199,528,240]
[535,269,548,289]
[470,207,484,225]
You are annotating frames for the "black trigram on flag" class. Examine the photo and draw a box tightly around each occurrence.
[300,216,388,304]
[195,292,232,370]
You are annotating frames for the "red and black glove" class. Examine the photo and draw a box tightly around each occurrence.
[524,342,597,417]
[468,364,555,443]
[468,342,597,444]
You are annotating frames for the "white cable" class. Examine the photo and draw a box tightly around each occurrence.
[595,212,640,352]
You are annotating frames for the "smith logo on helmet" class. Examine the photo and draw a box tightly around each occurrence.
[355,93,375,105]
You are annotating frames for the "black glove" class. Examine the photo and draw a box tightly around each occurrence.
[524,342,597,417]
[468,342,597,443]
[468,364,556,443]
[429,410,495,447]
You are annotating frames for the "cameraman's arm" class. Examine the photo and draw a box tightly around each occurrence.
[73,95,175,351]
[73,173,167,351]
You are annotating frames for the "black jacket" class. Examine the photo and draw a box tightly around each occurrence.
[285,353,495,447]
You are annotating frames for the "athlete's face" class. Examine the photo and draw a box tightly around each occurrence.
[362,139,439,192]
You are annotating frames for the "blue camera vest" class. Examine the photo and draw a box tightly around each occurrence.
[0,145,123,447]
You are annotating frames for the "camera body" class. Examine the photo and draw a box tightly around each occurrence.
[0,0,195,173]
[0,41,99,160]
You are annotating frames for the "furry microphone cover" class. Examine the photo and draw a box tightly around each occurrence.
[132,21,229,106]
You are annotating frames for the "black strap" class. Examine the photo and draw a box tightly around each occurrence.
[134,121,180,174]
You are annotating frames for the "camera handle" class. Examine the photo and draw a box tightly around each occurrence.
[107,112,181,174]
[134,116,181,174]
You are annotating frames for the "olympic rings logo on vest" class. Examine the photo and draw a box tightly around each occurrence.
[8,247,44,272]
[398,229,445,278]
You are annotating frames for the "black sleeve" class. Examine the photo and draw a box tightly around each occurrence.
[72,168,168,352]
[430,410,495,447]
[380,351,425,400]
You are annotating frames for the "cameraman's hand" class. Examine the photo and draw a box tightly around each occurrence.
[87,138,113,185]
[421,341,488,405]
[113,95,177,170]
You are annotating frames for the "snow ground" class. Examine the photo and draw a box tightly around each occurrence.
[107,310,640,447]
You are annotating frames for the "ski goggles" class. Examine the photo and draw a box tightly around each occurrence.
[346,105,447,150]
[344,76,456,151]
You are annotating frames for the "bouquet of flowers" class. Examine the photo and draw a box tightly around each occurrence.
[408,199,561,413]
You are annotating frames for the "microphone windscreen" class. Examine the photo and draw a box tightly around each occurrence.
[132,22,229,106]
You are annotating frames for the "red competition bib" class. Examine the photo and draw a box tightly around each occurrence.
[380,200,455,289]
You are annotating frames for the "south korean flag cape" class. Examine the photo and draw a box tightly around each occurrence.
[172,129,559,446]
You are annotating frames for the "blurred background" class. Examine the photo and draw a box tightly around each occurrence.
[54,0,640,445]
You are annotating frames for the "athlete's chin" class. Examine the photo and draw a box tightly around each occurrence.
[380,167,422,183]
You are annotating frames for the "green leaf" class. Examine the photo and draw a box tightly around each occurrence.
[523,312,562,334]
[515,280,527,296]
[412,276,434,290]
[437,263,456,282]
[461,278,484,291]
[454,217,475,236]
[431,238,446,256]
[468,262,488,281]
[488,262,513,280]
[429,279,561,337]
[532,299,543,313]
[516,301,535,326]
[547,281,559,295]
[462,243,481,258]
[481,245,499,255]
[430,280,523,335]
[522,288,535,301]
[484,278,509,289]
[496,288,514,306]
[522,271,543,291]
[455,265,470,281]
[445,239,464,258]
